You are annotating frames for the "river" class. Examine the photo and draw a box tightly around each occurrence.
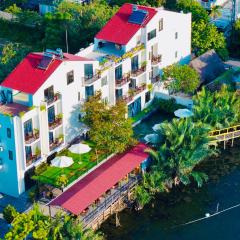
[101,111,240,240]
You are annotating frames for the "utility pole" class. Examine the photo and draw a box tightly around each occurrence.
[65,28,69,53]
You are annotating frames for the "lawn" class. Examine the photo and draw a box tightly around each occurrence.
[33,141,108,187]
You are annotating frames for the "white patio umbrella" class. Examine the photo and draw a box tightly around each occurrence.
[144,133,160,145]
[51,156,73,168]
[174,109,193,118]
[152,123,162,132]
[69,143,91,154]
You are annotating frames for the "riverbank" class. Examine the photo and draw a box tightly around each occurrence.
[101,140,240,240]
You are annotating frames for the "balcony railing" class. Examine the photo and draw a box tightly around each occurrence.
[81,175,140,226]
[83,73,101,86]
[44,92,61,106]
[25,131,40,145]
[151,55,162,65]
[115,73,131,87]
[120,84,146,103]
[131,66,146,78]
[151,75,160,84]
[49,118,62,130]
[49,139,63,151]
[26,153,41,167]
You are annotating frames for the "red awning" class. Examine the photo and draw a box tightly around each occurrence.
[50,143,148,215]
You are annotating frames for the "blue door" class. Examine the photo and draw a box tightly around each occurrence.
[85,85,94,99]
[131,55,139,72]
[25,146,32,160]
[49,132,54,144]
[24,119,33,137]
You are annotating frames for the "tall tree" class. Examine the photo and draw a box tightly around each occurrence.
[83,91,136,154]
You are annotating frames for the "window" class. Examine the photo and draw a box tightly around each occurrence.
[115,65,122,80]
[159,18,163,31]
[44,86,54,102]
[147,29,157,41]
[115,89,123,100]
[136,35,141,45]
[67,70,74,85]
[101,76,108,87]
[0,158,2,166]
[131,55,139,72]
[175,51,178,58]
[175,32,178,39]
[78,92,81,102]
[145,91,151,103]
[7,128,11,138]
[85,85,94,99]
[8,150,13,160]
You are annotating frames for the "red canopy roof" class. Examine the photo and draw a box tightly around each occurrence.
[50,143,149,215]
[1,53,91,94]
[95,3,157,45]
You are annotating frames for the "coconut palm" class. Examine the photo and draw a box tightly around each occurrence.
[209,5,222,19]
[147,118,218,187]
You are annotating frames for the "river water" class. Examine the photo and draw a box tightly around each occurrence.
[101,111,240,240]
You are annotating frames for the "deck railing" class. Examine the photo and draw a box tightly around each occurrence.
[81,176,140,226]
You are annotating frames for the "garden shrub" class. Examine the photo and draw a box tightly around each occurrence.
[34,162,48,176]
[3,205,17,224]
[157,98,184,114]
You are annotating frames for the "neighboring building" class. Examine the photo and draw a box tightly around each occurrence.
[39,0,89,15]
[190,49,226,85]
[0,3,191,197]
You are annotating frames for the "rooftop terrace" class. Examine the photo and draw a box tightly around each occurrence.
[0,102,29,116]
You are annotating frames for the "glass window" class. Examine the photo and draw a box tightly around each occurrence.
[44,86,54,102]
[115,89,123,100]
[48,106,55,124]
[131,55,139,72]
[115,65,123,80]
[8,150,13,160]
[159,18,163,31]
[145,91,151,103]
[175,32,178,39]
[84,64,93,79]
[101,76,108,87]
[24,119,33,137]
[175,51,178,58]
[49,132,54,144]
[7,128,11,138]
[67,70,74,85]
[147,29,156,41]
[25,146,32,160]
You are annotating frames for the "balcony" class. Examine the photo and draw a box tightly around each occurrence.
[131,66,146,78]
[83,73,101,86]
[25,129,40,145]
[120,84,147,103]
[115,73,131,88]
[49,115,63,130]
[26,153,41,167]
[49,138,64,152]
[44,92,61,106]
[151,55,162,66]
[151,75,160,84]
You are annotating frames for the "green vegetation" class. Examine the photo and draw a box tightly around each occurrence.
[3,205,17,224]
[193,86,240,128]
[4,204,104,240]
[163,64,200,94]
[83,91,136,155]
[33,141,108,186]
[177,0,228,59]
[229,18,240,58]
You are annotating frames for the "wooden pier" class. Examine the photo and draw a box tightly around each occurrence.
[209,124,240,149]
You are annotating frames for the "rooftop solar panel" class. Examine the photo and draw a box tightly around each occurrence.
[128,9,148,25]
[38,55,54,70]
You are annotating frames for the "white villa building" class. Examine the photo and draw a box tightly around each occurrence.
[0,3,191,197]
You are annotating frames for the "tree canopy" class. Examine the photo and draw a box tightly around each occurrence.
[83,91,136,154]
[163,64,200,94]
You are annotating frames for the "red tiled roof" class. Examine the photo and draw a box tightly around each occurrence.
[95,3,157,45]
[50,143,149,215]
[1,52,92,94]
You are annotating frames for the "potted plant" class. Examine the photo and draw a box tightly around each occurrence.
[58,134,64,143]
[141,61,147,70]
[35,146,41,157]
[34,128,39,138]
[141,82,146,89]
[128,89,135,98]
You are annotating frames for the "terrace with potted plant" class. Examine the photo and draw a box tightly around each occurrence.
[115,72,131,87]
[48,113,63,130]
[131,61,147,77]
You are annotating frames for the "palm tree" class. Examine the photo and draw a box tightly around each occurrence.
[147,118,218,187]
[193,86,240,128]
[209,5,222,19]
